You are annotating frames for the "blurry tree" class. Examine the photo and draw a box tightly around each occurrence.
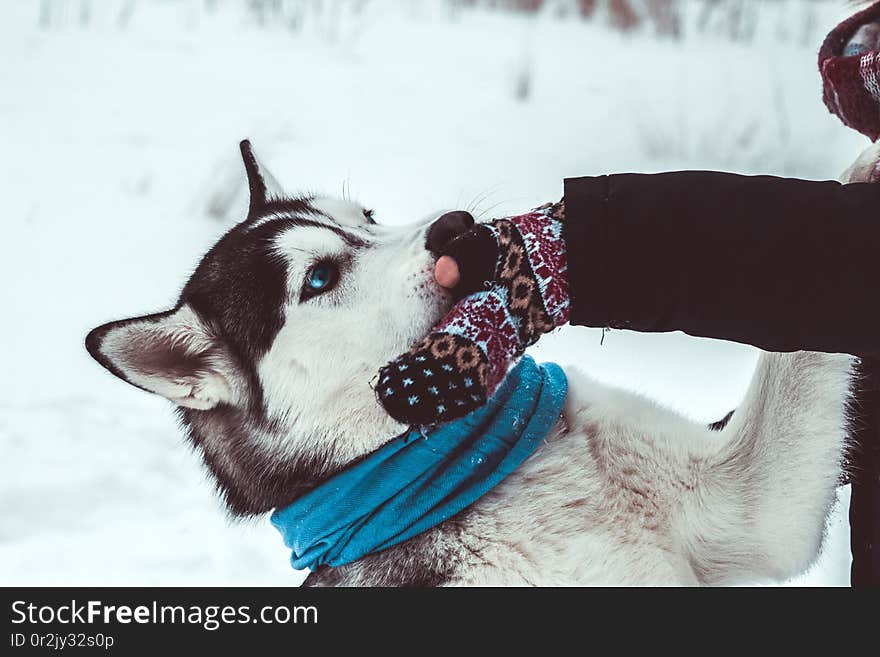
[646,0,680,38]
[608,0,640,32]
[31,0,827,46]
[697,0,757,41]
[247,0,282,27]
[39,0,52,27]
[78,0,92,26]
[459,0,823,43]
[577,0,597,18]
[117,0,137,27]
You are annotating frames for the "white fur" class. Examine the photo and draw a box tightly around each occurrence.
[445,352,852,585]
[94,143,880,585]
[252,200,855,585]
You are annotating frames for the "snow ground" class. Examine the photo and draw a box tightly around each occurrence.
[0,0,866,586]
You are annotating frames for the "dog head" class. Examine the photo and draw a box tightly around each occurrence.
[86,141,473,515]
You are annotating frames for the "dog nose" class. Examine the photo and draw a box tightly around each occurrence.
[425,211,475,254]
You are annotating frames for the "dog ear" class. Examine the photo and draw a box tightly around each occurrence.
[240,139,285,217]
[85,305,240,410]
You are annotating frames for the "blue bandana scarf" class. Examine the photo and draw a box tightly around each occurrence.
[270,355,567,571]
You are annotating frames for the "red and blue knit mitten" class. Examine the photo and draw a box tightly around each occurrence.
[820,1,880,139]
[376,201,568,426]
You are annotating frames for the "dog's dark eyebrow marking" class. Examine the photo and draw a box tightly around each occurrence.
[272,217,369,248]
[253,196,373,247]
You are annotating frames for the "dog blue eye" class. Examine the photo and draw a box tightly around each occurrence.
[308,265,333,290]
[301,263,340,302]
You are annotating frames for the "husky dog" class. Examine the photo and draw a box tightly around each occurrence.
[86,141,873,586]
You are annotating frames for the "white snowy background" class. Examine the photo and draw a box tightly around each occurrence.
[0,0,869,586]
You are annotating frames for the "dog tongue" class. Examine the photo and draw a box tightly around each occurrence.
[434,255,460,289]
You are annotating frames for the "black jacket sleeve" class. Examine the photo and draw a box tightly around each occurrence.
[563,171,880,356]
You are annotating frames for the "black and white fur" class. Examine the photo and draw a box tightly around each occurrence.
[86,140,872,586]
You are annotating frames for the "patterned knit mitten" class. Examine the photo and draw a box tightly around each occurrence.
[376,201,569,426]
[820,1,880,140]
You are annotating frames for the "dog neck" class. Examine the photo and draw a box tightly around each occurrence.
[272,356,568,575]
